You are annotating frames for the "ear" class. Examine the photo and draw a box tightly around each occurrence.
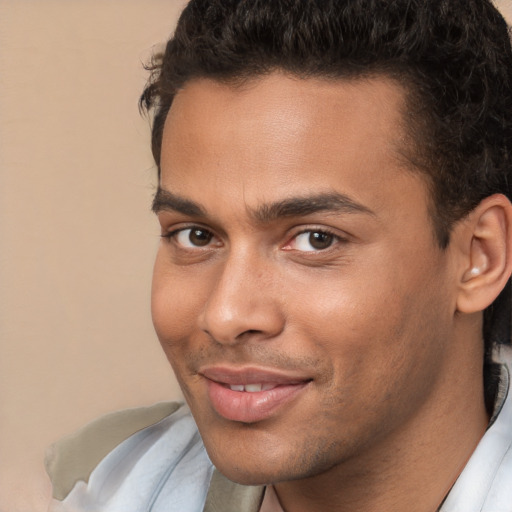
[456,194,512,314]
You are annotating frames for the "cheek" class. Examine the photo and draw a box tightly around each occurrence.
[151,251,204,350]
[287,266,402,350]
[151,257,206,403]
[288,258,450,393]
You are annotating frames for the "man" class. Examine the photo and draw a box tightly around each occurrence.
[46,1,512,510]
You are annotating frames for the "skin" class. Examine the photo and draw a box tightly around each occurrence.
[151,74,493,511]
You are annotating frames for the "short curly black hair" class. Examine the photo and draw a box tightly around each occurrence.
[141,0,512,374]
[142,0,512,242]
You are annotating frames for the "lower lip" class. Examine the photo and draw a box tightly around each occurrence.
[205,380,309,423]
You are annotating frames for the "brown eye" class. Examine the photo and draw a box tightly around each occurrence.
[174,228,214,248]
[291,230,337,251]
[189,228,212,246]
[309,231,334,250]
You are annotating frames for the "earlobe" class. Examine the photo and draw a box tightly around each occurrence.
[456,194,512,314]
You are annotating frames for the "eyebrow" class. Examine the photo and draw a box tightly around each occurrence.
[152,187,206,216]
[252,192,375,222]
[152,186,374,220]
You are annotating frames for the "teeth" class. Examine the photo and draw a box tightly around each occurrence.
[244,384,262,392]
[228,383,277,392]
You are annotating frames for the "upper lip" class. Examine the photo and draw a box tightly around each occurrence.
[199,366,312,386]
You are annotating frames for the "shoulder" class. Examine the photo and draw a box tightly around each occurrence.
[46,402,265,512]
[46,401,187,500]
[440,346,512,512]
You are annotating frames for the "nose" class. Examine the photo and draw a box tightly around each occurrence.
[198,251,285,345]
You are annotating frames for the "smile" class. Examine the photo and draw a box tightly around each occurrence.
[199,367,311,423]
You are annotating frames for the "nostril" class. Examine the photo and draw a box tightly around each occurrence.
[236,328,264,338]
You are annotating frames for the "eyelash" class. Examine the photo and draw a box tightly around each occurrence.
[285,228,341,252]
[162,225,343,253]
[161,226,218,248]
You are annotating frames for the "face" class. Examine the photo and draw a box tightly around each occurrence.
[151,73,459,485]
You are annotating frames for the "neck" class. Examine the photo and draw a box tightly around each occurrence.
[274,323,489,512]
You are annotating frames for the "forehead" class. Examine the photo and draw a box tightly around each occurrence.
[160,73,427,222]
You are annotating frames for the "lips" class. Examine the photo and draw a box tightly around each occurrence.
[200,367,311,423]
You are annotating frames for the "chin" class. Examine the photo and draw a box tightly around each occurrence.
[212,459,290,486]
[205,437,339,487]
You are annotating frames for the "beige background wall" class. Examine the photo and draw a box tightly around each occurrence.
[0,2,185,511]
[1,1,511,511]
